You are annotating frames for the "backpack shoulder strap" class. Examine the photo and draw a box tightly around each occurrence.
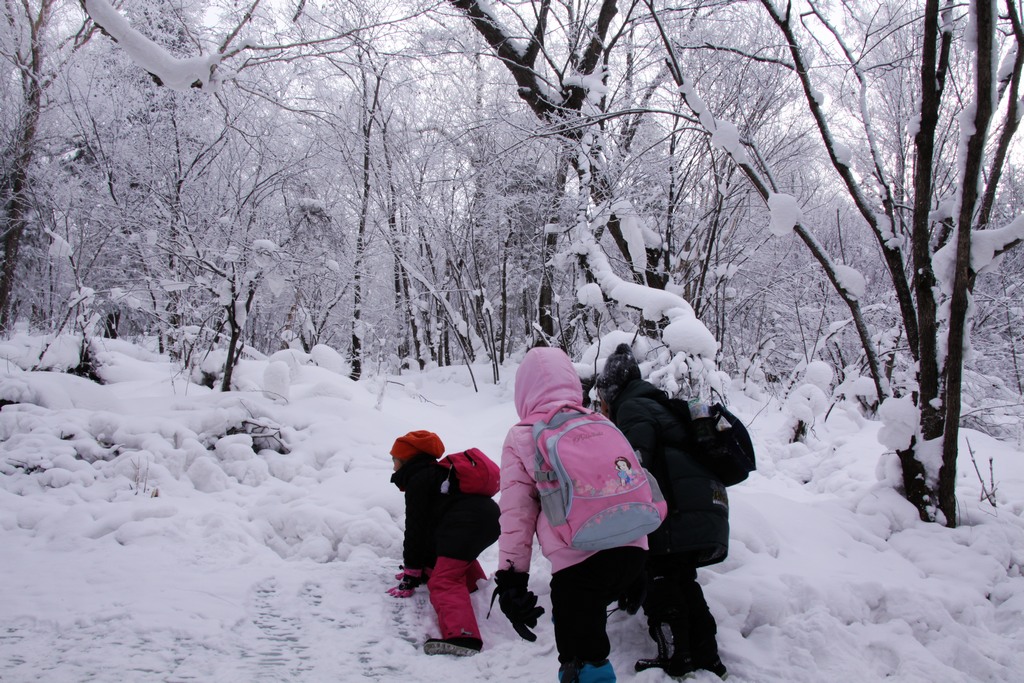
[527,403,590,483]
[637,391,686,511]
[516,402,588,428]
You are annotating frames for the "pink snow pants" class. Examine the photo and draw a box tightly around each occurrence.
[427,557,487,640]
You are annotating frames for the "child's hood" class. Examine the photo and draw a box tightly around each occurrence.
[514,347,583,420]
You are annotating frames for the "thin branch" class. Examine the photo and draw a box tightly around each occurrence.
[644,0,888,401]
[677,40,797,70]
[218,0,262,55]
[978,0,1024,232]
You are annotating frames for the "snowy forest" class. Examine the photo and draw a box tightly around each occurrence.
[7,0,1020,523]
[2,1,1024,681]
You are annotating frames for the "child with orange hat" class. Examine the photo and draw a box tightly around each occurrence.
[388,430,500,657]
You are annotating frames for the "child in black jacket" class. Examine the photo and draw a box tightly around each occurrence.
[387,430,500,657]
[597,345,729,679]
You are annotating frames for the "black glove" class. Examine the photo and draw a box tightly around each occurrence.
[616,573,647,615]
[493,569,545,641]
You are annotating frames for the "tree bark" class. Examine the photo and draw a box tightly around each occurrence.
[938,0,997,526]
[350,61,383,381]
[0,1,52,331]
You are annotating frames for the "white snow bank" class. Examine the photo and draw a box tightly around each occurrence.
[1,338,1022,682]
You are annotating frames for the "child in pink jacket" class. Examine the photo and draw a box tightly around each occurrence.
[492,347,647,683]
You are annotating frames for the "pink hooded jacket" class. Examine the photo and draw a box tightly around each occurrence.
[497,347,648,575]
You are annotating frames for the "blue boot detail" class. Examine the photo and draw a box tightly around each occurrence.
[559,659,616,683]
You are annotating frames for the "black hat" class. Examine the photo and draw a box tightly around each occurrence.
[596,343,640,405]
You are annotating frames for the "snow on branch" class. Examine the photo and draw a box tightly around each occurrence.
[448,0,555,116]
[933,213,1024,287]
[767,192,802,236]
[573,220,718,359]
[448,0,616,126]
[972,215,1024,270]
[82,0,384,92]
[83,0,222,90]
[591,200,662,277]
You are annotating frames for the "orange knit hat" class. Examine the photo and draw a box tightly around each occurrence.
[390,430,445,461]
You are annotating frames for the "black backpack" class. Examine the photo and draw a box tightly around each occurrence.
[654,395,756,486]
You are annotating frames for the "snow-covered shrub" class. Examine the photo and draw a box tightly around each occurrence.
[782,362,834,443]
[262,361,291,403]
[191,347,228,388]
[309,344,347,374]
[579,331,727,403]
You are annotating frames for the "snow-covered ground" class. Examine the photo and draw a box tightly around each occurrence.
[1,336,1022,682]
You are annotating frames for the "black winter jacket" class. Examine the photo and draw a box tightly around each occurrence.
[609,379,729,565]
[390,454,500,569]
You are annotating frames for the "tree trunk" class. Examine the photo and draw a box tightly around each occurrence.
[0,160,34,331]
[538,158,569,342]
[350,62,383,381]
[0,3,49,331]
[937,0,997,526]
[450,0,625,343]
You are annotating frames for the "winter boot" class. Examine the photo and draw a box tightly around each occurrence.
[691,637,727,679]
[635,621,672,672]
[635,622,695,678]
[665,651,696,679]
[666,621,696,679]
[423,636,482,656]
[697,656,728,679]
[559,659,615,683]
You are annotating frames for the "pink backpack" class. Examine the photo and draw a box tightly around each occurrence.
[439,447,501,497]
[529,405,667,551]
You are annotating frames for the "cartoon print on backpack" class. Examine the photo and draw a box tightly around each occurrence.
[569,458,641,495]
[614,456,637,486]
